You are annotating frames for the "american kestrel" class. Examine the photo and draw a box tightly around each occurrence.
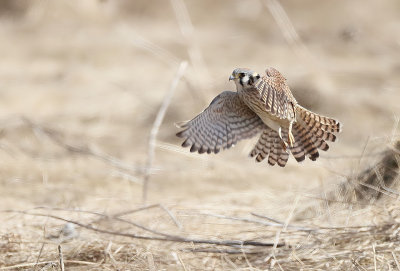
[176,67,341,167]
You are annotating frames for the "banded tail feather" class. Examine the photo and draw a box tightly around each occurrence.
[292,123,320,161]
[295,105,341,134]
[290,105,341,162]
[249,106,340,166]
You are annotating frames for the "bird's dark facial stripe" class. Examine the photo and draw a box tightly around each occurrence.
[239,73,260,86]
[248,74,260,85]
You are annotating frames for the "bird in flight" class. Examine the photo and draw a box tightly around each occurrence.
[176,67,341,167]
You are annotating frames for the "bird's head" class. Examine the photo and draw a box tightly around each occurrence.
[229,68,260,89]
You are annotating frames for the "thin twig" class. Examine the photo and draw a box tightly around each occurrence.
[105,241,118,268]
[353,136,370,181]
[22,117,152,176]
[392,251,400,271]
[263,0,331,91]
[264,0,311,61]
[0,260,96,270]
[201,212,283,227]
[147,252,156,271]
[160,204,183,230]
[143,61,188,204]
[390,115,400,144]
[351,258,367,271]
[85,204,159,224]
[300,194,375,207]
[241,247,254,270]
[273,196,299,252]
[34,222,48,271]
[176,253,188,271]
[170,0,210,83]
[64,203,181,230]
[104,204,160,218]
[359,182,397,199]
[58,245,65,271]
[32,206,175,239]
[117,25,180,67]
[251,213,286,224]
[34,243,45,271]
[201,212,314,231]
[181,248,262,254]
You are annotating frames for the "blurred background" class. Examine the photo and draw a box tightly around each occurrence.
[0,0,399,269]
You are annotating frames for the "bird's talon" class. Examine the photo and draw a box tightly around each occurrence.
[280,140,289,153]
[288,133,295,148]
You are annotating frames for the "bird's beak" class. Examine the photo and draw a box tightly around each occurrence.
[229,75,235,81]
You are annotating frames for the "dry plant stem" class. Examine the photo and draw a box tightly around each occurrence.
[34,243,45,271]
[250,211,362,229]
[105,241,118,268]
[273,196,299,254]
[300,194,374,206]
[105,203,182,229]
[22,117,147,176]
[201,212,314,231]
[182,248,263,255]
[159,204,183,229]
[0,260,96,270]
[33,206,175,238]
[88,204,160,224]
[390,115,400,144]
[209,211,377,230]
[3,210,279,247]
[351,258,367,271]
[118,25,180,67]
[382,182,400,196]
[264,0,311,60]
[170,0,210,82]
[359,182,397,199]
[176,253,188,271]
[34,214,49,270]
[251,213,286,224]
[392,251,400,271]
[40,204,181,232]
[58,245,65,271]
[143,61,188,204]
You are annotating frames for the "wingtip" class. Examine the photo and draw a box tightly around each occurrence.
[176,130,185,138]
[309,152,319,161]
[295,156,306,163]
[174,121,189,129]
[337,121,343,133]
[181,140,191,147]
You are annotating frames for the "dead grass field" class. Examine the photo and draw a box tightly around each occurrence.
[0,0,399,270]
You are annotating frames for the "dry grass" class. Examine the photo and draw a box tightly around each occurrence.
[0,0,400,270]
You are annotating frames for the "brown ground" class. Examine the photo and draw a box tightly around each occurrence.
[0,0,399,270]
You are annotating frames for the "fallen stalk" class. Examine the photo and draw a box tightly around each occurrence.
[3,210,282,247]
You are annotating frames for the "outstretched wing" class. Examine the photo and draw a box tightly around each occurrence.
[254,67,296,120]
[176,91,266,154]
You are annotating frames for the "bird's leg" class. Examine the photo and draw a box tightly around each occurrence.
[278,127,289,153]
[288,120,295,148]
